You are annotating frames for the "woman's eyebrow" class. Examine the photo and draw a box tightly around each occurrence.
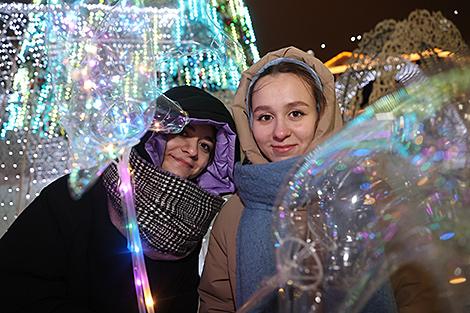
[252,105,271,113]
[186,124,216,143]
[287,101,310,108]
[204,136,216,144]
[253,101,310,114]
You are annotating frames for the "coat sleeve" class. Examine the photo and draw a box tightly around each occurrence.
[0,184,94,313]
[198,196,242,313]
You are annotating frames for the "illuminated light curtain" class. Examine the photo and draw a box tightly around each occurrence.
[0,0,259,235]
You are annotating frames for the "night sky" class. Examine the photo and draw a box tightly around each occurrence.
[244,0,469,62]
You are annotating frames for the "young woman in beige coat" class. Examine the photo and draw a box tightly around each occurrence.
[198,46,443,313]
[198,46,346,312]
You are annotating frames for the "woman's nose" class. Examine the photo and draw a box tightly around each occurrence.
[181,138,199,159]
[272,119,291,141]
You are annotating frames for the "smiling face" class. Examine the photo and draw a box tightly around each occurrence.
[161,123,216,179]
[251,72,319,162]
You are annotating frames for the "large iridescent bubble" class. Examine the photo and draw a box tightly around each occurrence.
[237,65,470,313]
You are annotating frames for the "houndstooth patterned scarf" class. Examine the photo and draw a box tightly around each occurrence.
[103,149,224,260]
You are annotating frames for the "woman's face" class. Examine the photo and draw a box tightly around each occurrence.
[251,72,318,162]
[161,124,216,179]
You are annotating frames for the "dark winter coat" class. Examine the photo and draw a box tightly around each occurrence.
[0,175,200,313]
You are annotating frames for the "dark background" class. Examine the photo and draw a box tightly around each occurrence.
[244,0,469,62]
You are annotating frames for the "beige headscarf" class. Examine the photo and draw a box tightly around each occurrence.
[231,46,344,164]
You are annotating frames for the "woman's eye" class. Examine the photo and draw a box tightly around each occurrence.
[200,142,213,154]
[256,114,273,122]
[290,111,305,118]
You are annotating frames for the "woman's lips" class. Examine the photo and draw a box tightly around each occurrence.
[271,144,296,154]
[171,155,193,168]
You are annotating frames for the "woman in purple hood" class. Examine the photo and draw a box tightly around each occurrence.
[0,86,238,313]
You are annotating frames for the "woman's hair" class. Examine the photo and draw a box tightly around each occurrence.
[249,61,326,117]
